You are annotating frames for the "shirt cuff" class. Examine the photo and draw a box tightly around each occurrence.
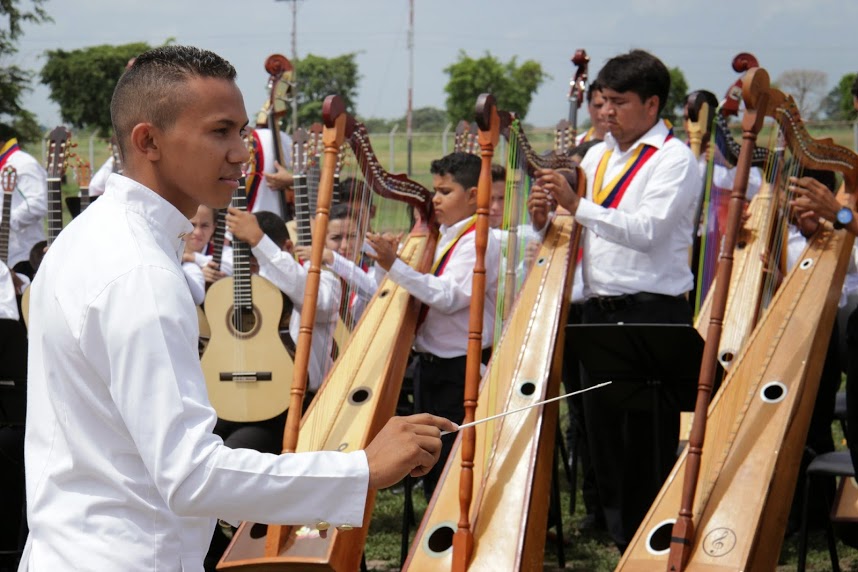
[387,258,411,282]
[572,198,601,227]
[251,234,282,263]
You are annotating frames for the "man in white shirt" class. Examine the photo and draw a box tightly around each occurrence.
[21,45,454,572]
[531,49,700,551]
[0,127,47,280]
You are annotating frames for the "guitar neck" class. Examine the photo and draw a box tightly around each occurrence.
[231,179,253,310]
[47,177,63,245]
[0,195,11,264]
[211,208,227,270]
[293,174,312,248]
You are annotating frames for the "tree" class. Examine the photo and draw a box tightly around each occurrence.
[820,73,858,121]
[663,67,689,127]
[443,51,547,123]
[285,53,359,128]
[0,0,51,144]
[40,42,151,135]
[774,69,828,119]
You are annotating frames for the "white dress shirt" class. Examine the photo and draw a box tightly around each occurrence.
[387,216,500,358]
[1,146,47,269]
[183,245,235,305]
[250,128,293,218]
[88,156,114,197]
[0,261,19,320]
[252,235,341,390]
[575,120,700,298]
[21,174,368,572]
[329,251,385,324]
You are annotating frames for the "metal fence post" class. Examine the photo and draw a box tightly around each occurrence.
[441,122,452,156]
[389,124,399,171]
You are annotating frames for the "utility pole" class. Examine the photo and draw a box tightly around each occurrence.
[275,0,300,133]
[406,0,414,176]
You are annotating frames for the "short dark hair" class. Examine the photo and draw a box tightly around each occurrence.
[596,49,671,114]
[430,152,481,190]
[851,75,858,100]
[490,163,506,183]
[0,124,16,142]
[254,211,289,248]
[110,45,237,158]
[586,80,602,104]
[329,202,353,222]
[685,90,718,121]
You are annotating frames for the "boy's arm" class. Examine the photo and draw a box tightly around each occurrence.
[330,251,379,299]
[379,232,499,315]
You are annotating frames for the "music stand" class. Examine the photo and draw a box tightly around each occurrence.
[568,323,723,482]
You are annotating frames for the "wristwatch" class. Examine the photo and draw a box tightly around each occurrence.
[834,207,853,230]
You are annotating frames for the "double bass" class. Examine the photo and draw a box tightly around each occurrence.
[617,66,858,572]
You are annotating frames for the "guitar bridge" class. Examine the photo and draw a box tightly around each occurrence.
[219,372,273,382]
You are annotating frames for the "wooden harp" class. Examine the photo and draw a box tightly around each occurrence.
[404,94,585,571]
[617,66,858,572]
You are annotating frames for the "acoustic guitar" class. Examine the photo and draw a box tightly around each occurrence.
[200,172,295,422]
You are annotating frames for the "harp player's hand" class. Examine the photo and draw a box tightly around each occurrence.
[789,176,841,223]
[364,413,458,490]
[364,232,398,271]
[536,168,579,215]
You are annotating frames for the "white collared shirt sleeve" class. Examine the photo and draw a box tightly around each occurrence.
[574,148,700,253]
[79,264,366,526]
[387,240,475,314]
[88,157,114,196]
[182,261,206,305]
[330,251,379,300]
[252,234,340,316]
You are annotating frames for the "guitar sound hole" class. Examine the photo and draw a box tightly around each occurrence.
[426,524,455,554]
[227,305,262,338]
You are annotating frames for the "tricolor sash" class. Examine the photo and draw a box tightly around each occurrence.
[592,132,674,209]
[0,139,21,171]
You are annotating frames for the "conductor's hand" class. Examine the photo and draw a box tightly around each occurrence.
[364,413,457,490]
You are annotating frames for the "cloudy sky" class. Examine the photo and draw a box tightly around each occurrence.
[11,0,858,129]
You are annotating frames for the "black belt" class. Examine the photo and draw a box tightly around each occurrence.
[585,292,683,313]
[414,346,492,365]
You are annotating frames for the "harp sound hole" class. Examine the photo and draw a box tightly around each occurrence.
[536,257,546,266]
[337,442,349,451]
[737,240,747,249]
[425,524,455,555]
[519,381,537,396]
[250,522,268,539]
[720,351,735,365]
[760,382,787,403]
[799,258,814,270]
[647,520,675,554]
[379,289,391,298]
[348,387,372,405]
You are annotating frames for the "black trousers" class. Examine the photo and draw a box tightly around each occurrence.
[414,348,490,501]
[579,293,692,551]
